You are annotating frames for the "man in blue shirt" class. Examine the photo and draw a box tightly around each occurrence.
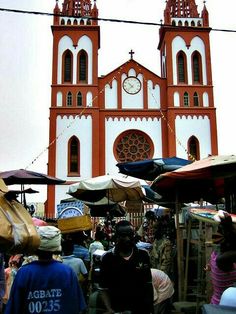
[5,226,86,314]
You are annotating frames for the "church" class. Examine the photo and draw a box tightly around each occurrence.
[46,0,218,215]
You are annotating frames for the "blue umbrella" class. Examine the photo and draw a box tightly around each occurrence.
[116,157,192,181]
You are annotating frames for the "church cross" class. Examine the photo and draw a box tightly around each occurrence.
[129,49,135,60]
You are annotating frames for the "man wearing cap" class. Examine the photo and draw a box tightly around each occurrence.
[5,226,86,314]
[99,220,154,314]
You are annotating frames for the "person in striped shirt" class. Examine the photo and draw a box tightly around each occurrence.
[208,211,236,304]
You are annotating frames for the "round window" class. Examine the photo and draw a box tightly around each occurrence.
[114,130,154,163]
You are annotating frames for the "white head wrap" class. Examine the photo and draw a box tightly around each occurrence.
[36,226,62,252]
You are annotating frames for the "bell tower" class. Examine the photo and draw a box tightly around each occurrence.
[158,0,218,159]
[46,0,100,215]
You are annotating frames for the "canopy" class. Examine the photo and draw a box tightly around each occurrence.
[68,174,161,205]
[116,157,192,181]
[68,174,146,203]
[151,155,236,203]
[0,169,66,185]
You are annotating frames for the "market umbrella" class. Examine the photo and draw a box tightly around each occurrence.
[151,155,236,204]
[0,169,65,209]
[68,174,161,204]
[4,187,39,207]
[0,169,66,185]
[59,196,126,218]
[116,156,192,181]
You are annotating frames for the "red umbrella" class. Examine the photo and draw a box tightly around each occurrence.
[151,155,236,203]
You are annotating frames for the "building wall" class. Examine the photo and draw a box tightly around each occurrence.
[105,117,162,174]
[56,114,93,179]
[175,115,211,158]
[172,35,207,85]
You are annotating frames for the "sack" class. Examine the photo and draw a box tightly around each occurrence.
[0,192,40,254]
[58,215,92,234]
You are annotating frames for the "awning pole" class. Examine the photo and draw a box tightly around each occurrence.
[175,190,184,301]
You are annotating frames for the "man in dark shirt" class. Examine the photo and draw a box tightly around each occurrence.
[99,220,153,314]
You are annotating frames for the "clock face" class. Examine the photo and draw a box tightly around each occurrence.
[123,76,141,95]
[59,207,83,219]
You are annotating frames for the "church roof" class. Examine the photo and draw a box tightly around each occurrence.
[99,58,164,83]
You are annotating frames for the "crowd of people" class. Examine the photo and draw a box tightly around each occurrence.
[0,208,235,313]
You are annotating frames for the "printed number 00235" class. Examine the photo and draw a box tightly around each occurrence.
[28,299,60,313]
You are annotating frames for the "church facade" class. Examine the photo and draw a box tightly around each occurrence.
[46,0,218,214]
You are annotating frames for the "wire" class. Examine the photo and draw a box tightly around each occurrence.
[0,7,236,33]
[0,6,224,167]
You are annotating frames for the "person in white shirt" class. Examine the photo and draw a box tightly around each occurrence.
[88,231,105,266]
[151,268,174,314]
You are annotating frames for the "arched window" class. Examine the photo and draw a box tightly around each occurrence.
[184,92,189,106]
[192,51,202,83]
[63,50,72,83]
[67,91,73,106]
[188,136,200,160]
[177,51,187,83]
[78,50,87,82]
[77,92,82,106]
[68,136,80,175]
[193,92,199,106]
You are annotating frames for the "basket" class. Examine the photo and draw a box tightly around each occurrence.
[57,215,92,234]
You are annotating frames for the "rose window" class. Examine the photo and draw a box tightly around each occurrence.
[114,130,154,162]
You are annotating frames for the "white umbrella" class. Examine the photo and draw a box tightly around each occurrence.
[67,174,146,203]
